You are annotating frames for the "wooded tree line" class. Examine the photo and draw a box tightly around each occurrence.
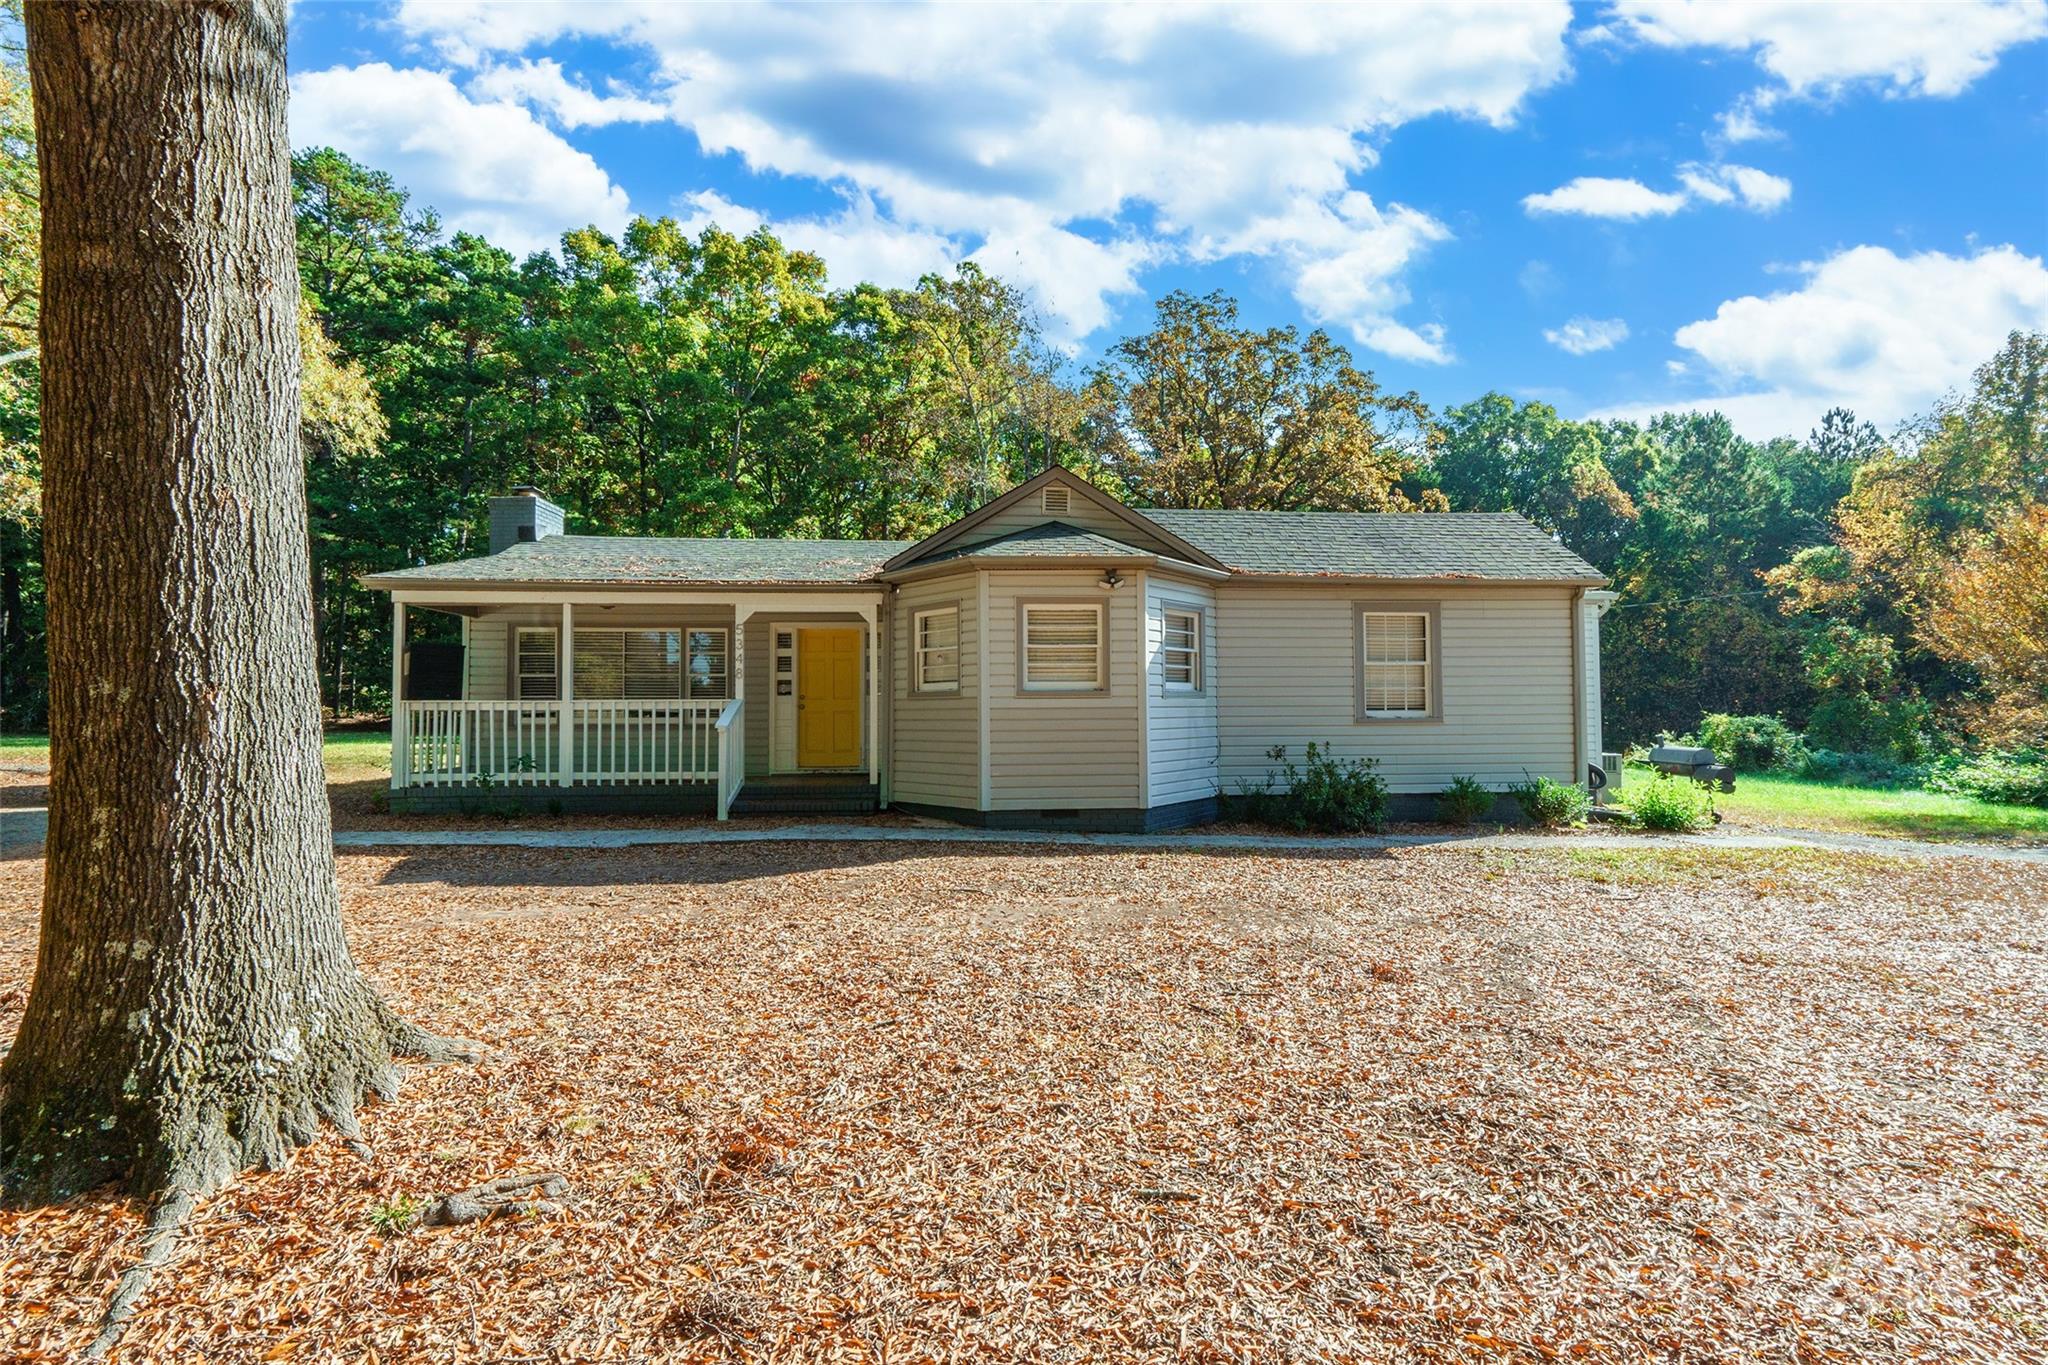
[0,132,2039,754]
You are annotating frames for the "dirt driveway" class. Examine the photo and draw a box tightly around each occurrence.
[2,841,2043,1361]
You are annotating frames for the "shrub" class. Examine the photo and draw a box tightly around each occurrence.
[1511,774,1590,827]
[1623,773,1715,832]
[1797,747,1930,788]
[1235,743,1389,833]
[1697,713,1808,772]
[1926,750,2048,808]
[1436,775,1495,826]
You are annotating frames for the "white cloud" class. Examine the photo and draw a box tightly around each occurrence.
[1544,316,1630,355]
[1528,162,1789,220]
[1522,176,1689,219]
[468,58,666,129]
[290,63,631,257]
[1605,0,2048,98]
[385,0,1579,351]
[1603,244,2048,437]
[1677,161,1792,211]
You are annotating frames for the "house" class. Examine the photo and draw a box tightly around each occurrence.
[363,467,1615,829]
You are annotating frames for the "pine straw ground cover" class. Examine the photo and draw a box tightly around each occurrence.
[1,842,2044,1363]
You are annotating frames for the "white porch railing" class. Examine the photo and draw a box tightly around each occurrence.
[398,700,730,790]
[714,697,743,821]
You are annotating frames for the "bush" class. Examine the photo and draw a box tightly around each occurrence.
[1926,750,2048,808]
[1436,775,1495,826]
[1235,743,1389,833]
[1623,773,1716,832]
[1796,747,1930,788]
[1697,713,1808,772]
[1511,774,1590,827]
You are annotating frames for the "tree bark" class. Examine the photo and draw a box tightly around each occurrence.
[2,0,469,1206]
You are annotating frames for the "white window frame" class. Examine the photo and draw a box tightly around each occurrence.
[913,605,960,693]
[684,627,730,701]
[1020,601,1105,693]
[1161,606,1202,693]
[515,627,559,700]
[1356,605,1438,721]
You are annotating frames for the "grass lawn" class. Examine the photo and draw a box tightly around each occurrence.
[1625,763,2048,844]
[3,840,2043,1361]
[1,729,390,774]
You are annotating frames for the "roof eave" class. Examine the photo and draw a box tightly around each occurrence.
[1217,571,1610,588]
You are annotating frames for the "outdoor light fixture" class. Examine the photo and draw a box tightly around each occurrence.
[1098,569,1123,590]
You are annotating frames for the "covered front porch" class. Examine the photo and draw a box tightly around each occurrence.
[387,588,886,819]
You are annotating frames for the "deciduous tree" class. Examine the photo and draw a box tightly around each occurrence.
[0,3,473,1352]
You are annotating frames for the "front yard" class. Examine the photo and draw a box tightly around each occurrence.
[2,840,2041,1361]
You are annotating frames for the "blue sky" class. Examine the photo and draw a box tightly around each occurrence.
[288,1,2048,440]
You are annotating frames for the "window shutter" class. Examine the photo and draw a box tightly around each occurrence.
[1023,604,1102,690]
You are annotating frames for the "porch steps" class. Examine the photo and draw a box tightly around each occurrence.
[728,775,880,817]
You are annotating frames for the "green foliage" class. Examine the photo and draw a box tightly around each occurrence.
[1088,290,1439,512]
[1794,747,1929,788]
[1235,743,1389,833]
[367,1195,419,1235]
[1431,394,1638,569]
[1926,751,2048,808]
[1435,775,1496,826]
[1623,773,1716,832]
[1697,713,1808,772]
[1510,775,1590,827]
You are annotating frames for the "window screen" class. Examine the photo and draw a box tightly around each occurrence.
[516,628,559,699]
[686,628,729,700]
[1162,608,1200,690]
[1022,604,1103,691]
[571,630,684,700]
[915,607,960,691]
[1361,612,1430,716]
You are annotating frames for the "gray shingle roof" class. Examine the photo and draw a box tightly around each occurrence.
[363,512,1602,589]
[363,535,912,587]
[919,522,1158,563]
[1143,510,1603,582]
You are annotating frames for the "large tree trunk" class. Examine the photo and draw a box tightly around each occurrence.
[1,0,468,1206]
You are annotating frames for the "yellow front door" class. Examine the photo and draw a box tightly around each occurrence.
[797,627,862,768]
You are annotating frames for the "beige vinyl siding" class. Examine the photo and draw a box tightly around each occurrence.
[953,500,1185,559]
[1581,595,1604,765]
[466,619,509,700]
[985,569,1142,809]
[1214,584,1578,792]
[890,570,979,806]
[1146,575,1219,806]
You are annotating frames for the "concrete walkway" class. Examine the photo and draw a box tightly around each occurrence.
[6,805,2045,866]
[327,818,2048,865]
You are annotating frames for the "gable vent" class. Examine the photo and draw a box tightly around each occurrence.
[1040,485,1071,514]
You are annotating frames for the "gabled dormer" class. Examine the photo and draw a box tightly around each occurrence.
[881,467,1227,574]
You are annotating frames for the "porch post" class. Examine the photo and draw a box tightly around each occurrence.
[390,600,406,789]
[559,601,575,786]
[864,603,879,789]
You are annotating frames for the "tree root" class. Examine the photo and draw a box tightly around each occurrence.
[81,1187,194,1363]
[70,1010,483,1361]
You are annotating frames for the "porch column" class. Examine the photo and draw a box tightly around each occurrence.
[390,600,407,789]
[864,604,879,789]
[559,601,575,786]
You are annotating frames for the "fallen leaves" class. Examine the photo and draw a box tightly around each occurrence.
[0,841,2044,1361]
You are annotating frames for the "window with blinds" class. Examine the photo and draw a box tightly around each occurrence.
[1361,612,1431,716]
[1022,603,1103,691]
[914,607,959,692]
[572,629,684,699]
[516,628,559,699]
[685,628,729,700]
[1162,608,1201,691]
